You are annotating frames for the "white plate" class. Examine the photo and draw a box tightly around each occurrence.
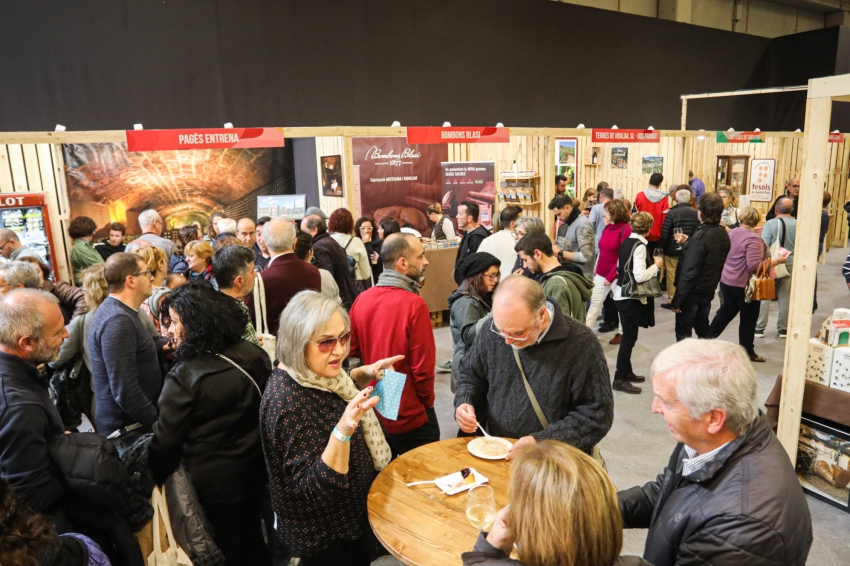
[433,468,489,495]
[467,437,513,460]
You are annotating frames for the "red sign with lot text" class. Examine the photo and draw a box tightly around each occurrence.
[406,127,510,144]
[830,132,845,143]
[126,128,285,152]
[592,129,660,143]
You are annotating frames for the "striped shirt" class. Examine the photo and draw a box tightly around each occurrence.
[682,442,730,476]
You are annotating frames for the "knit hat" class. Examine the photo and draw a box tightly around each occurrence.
[456,252,501,281]
[148,286,171,319]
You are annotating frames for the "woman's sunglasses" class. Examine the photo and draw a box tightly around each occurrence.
[309,331,351,353]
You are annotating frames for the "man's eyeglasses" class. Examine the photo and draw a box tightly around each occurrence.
[309,331,351,353]
[489,320,531,343]
[132,270,152,278]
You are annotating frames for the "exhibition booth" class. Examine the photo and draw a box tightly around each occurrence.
[1,105,849,511]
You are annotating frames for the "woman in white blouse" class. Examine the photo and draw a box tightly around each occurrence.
[328,208,373,289]
[612,212,663,395]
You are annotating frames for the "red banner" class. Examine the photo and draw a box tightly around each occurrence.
[592,129,660,143]
[406,126,510,144]
[125,127,285,152]
[0,192,45,208]
[830,132,845,143]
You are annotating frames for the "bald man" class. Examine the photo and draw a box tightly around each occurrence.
[0,290,68,520]
[454,275,613,461]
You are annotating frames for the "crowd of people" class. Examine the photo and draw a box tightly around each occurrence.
[0,177,822,565]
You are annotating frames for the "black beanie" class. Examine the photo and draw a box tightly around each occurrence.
[456,252,501,281]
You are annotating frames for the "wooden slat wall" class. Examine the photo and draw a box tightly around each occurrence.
[315,136,347,215]
[0,143,72,281]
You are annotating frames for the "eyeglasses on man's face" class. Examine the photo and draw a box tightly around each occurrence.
[132,270,152,279]
[489,320,531,343]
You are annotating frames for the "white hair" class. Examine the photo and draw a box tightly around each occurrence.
[651,339,759,436]
[0,262,40,290]
[217,218,237,234]
[137,209,161,229]
[613,189,625,200]
[515,216,545,236]
[262,218,296,253]
[0,289,58,348]
[675,189,692,204]
[276,290,349,376]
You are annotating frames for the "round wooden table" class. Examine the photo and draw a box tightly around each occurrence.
[368,437,514,565]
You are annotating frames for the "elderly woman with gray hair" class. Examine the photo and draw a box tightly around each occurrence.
[260,291,402,565]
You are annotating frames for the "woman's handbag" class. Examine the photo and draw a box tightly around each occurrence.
[770,218,790,279]
[148,485,194,566]
[746,259,776,303]
[252,275,277,362]
[620,243,663,299]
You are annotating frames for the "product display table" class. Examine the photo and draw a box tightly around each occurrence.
[368,437,514,565]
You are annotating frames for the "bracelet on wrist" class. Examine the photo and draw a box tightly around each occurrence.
[333,426,352,442]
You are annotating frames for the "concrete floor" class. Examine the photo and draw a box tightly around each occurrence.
[374,246,850,565]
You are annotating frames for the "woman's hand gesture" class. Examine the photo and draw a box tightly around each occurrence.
[337,387,380,437]
[366,355,404,380]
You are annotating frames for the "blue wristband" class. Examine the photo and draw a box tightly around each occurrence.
[333,426,351,443]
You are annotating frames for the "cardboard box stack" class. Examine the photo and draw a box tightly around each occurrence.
[810,309,850,392]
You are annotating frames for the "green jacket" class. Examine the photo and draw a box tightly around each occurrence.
[538,267,593,323]
[70,239,104,286]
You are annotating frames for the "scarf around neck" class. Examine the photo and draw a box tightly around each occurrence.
[282,364,391,471]
[376,269,421,295]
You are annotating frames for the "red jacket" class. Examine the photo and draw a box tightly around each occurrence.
[244,253,321,336]
[349,286,435,435]
[635,190,670,242]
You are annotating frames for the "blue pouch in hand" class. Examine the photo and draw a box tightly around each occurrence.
[370,370,406,420]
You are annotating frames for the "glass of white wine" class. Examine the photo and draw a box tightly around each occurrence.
[466,485,496,532]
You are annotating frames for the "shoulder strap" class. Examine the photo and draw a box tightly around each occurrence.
[511,348,549,428]
[779,218,786,248]
[215,353,262,395]
[344,236,354,250]
[253,276,269,335]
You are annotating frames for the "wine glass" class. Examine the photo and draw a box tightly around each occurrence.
[653,248,663,260]
[466,485,496,532]
[674,227,684,250]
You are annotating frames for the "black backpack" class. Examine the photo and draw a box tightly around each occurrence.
[344,237,358,277]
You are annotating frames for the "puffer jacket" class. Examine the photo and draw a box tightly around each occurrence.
[149,339,272,503]
[658,203,700,257]
[448,281,491,391]
[618,415,812,566]
[670,223,730,310]
[538,267,593,323]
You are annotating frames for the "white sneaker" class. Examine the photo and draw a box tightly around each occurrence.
[754,332,765,338]
[779,333,787,339]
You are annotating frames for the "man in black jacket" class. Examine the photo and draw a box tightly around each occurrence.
[619,339,812,566]
[765,178,799,220]
[454,202,491,284]
[657,188,700,309]
[670,193,730,342]
[0,289,68,523]
[301,214,356,308]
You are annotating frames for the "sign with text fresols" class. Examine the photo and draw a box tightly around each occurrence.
[592,129,660,143]
[749,159,775,202]
[126,127,285,152]
[406,127,510,144]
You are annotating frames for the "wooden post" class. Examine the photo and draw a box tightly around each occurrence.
[342,136,356,215]
[777,92,832,460]
[680,98,688,131]
[545,134,556,236]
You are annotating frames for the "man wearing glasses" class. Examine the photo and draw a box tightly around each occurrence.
[88,253,168,453]
[0,228,41,262]
[454,275,613,461]
[136,209,177,263]
[765,178,800,221]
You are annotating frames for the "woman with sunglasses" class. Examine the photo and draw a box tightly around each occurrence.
[260,291,402,566]
[150,281,273,566]
[448,252,501,392]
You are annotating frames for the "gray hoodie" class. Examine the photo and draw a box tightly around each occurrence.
[643,187,668,203]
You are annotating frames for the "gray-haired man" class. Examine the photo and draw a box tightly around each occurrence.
[0,261,40,296]
[619,339,812,566]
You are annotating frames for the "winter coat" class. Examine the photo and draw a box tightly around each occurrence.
[170,252,188,274]
[618,415,812,566]
[462,532,652,566]
[538,267,593,323]
[448,282,491,389]
[42,280,87,324]
[312,231,357,308]
[455,225,491,284]
[150,339,271,503]
[671,223,730,310]
[95,240,125,261]
[658,203,700,257]
[455,300,613,454]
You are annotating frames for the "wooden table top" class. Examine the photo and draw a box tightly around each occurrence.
[368,437,514,566]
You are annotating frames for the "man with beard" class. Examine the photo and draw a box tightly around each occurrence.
[454,275,612,461]
[349,233,439,456]
[0,290,69,522]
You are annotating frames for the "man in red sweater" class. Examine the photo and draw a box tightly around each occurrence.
[634,172,670,257]
[350,233,439,456]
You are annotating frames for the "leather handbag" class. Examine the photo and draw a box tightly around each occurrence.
[747,259,776,302]
[621,243,663,299]
[252,275,277,362]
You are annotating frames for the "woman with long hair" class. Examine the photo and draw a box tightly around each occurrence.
[461,441,649,566]
[150,281,273,566]
[448,252,500,392]
[329,208,373,289]
[426,203,456,240]
[585,199,632,333]
[261,291,401,565]
[611,212,663,395]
